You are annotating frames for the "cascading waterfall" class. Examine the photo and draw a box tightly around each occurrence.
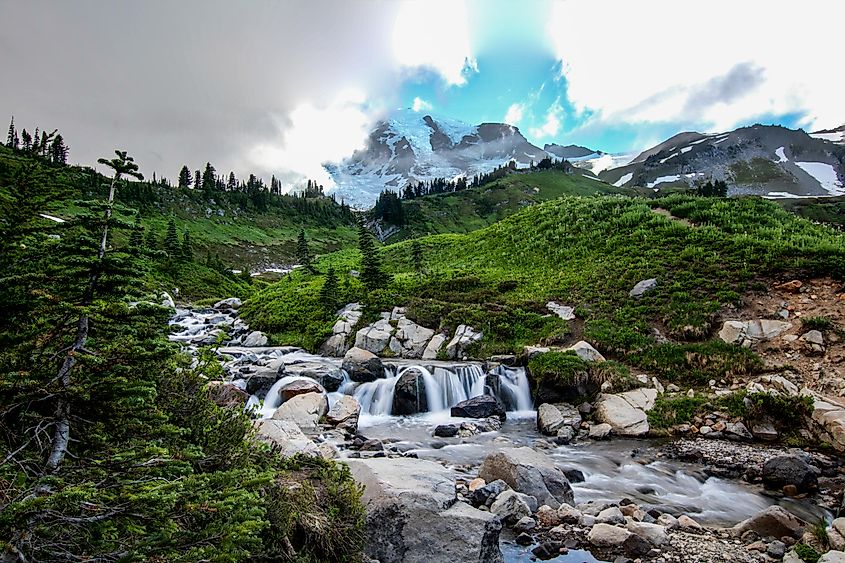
[260,375,318,417]
[352,362,531,416]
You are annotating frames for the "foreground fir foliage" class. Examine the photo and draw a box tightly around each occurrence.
[0,156,364,561]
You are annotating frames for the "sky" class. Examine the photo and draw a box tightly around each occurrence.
[1,0,842,191]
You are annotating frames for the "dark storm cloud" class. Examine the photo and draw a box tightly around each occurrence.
[682,62,766,117]
[0,0,403,181]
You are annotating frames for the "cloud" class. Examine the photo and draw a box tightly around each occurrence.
[392,0,477,85]
[412,97,434,112]
[247,90,373,189]
[503,103,524,125]
[547,0,844,132]
[529,98,563,138]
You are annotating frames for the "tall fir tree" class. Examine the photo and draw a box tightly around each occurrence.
[181,228,193,261]
[50,134,68,164]
[357,219,386,292]
[202,162,216,194]
[178,164,192,188]
[20,128,31,151]
[194,169,201,191]
[129,214,144,251]
[164,218,180,258]
[411,239,424,275]
[144,226,158,249]
[319,266,339,313]
[6,115,15,147]
[296,229,315,273]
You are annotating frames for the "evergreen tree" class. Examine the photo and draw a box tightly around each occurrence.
[6,115,15,147]
[144,226,158,249]
[227,171,237,191]
[50,134,68,164]
[181,228,193,261]
[202,162,216,194]
[164,218,180,258]
[20,128,31,151]
[411,239,423,275]
[129,214,144,250]
[178,164,192,187]
[319,266,339,312]
[296,229,316,273]
[357,219,386,292]
[194,169,201,191]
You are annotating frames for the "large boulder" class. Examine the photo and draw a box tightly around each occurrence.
[244,368,280,398]
[719,319,792,347]
[285,361,346,392]
[326,395,360,433]
[588,523,632,547]
[271,392,329,430]
[279,379,326,402]
[346,457,503,563]
[594,388,657,436]
[242,330,269,347]
[256,419,321,458]
[422,334,447,360]
[354,318,393,354]
[537,403,580,436]
[478,447,574,509]
[342,347,385,383]
[446,325,483,359]
[489,490,533,524]
[206,381,249,408]
[451,395,506,421]
[391,318,435,359]
[733,506,806,540]
[762,455,818,493]
[392,368,427,415]
[566,341,606,362]
[320,303,363,356]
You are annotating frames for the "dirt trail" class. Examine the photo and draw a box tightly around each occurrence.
[652,207,695,227]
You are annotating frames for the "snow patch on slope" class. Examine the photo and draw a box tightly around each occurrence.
[795,162,845,195]
[613,172,633,187]
[775,147,788,163]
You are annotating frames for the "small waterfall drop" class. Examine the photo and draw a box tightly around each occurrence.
[260,375,318,417]
[494,365,533,411]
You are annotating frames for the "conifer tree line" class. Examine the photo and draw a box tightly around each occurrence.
[4,115,68,164]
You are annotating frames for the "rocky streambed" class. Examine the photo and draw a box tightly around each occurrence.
[168,299,845,563]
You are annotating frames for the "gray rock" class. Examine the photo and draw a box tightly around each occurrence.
[271,392,329,430]
[256,419,321,457]
[767,540,786,559]
[434,424,459,438]
[242,330,269,347]
[446,324,483,359]
[478,447,574,509]
[451,395,506,421]
[347,458,503,563]
[595,389,657,437]
[762,455,818,492]
[626,521,668,546]
[342,347,385,382]
[596,506,626,524]
[393,317,435,358]
[354,319,393,354]
[724,421,753,441]
[751,419,779,442]
[547,301,576,320]
[733,505,806,539]
[629,278,657,298]
[470,479,510,507]
[537,402,580,435]
[589,423,613,439]
[213,297,242,310]
[490,490,532,524]
[513,516,537,534]
[326,395,360,433]
[588,523,632,547]
[820,552,845,563]
[567,340,606,362]
[421,334,447,360]
[392,368,427,415]
[285,361,346,391]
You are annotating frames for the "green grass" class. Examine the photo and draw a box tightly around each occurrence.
[245,192,845,368]
[802,315,834,332]
[730,157,789,184]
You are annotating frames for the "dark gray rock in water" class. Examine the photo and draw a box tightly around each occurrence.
[562,468,585,484]
[515,532,534,546]
[342,347,385,383]
[392,368,427,415]
[532,541,565,560]
[245,371,278,397]
[433,424,459,438]
[623,533,652,558]
[470,479,510,508]
[451,395,506,421]
[762,454,818,492]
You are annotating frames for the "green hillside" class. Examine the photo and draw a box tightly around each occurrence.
[244,193,845,369]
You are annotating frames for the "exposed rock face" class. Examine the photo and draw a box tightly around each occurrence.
[242,330,269,347]
[537,403,581,436]
[733,505,806,539]
[422,334,447,360]
[279,379,326,402]
[271,392,329,430]
[629,278,658,298]
[762,455,818,492]
[346,457,503,563]
[342,347,385,382]
[718,319,792,347]
[390,317,436,359]
[213,297,242,310]
[326,395,360,433]
[801,329,825,354]
[446,325,483,359]
[595,388,657,436]
[392,368,427,415]
[566,340,606,362]
[355,318,394,354]
[451,395,506,421]
[320,302,363,357]
[546,302,576,321]
[810,393,845,452]
[256,419,321,458]
[478,447,574,509]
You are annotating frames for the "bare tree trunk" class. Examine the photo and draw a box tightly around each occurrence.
[45,315,88,472]
[46,174,118,473]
